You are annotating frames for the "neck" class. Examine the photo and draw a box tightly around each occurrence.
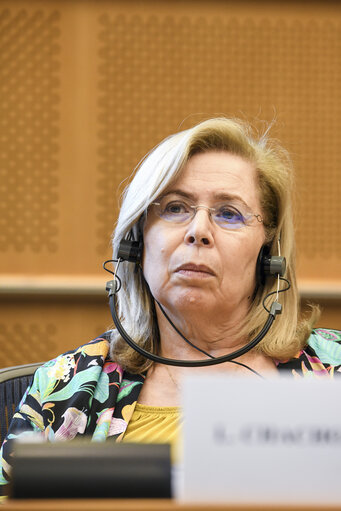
[154,301,279,378]
[138,305,278,407]
[155,300,250,360]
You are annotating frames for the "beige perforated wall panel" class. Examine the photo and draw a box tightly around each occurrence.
[0,297,112,367]
[0,9,60,254]
[0,1,340,366]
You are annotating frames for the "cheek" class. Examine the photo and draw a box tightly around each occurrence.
[222,234,264,284]
[243,236,265,288]
[142,226,169,285]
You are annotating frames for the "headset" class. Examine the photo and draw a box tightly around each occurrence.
[114,237,286,287]
[104,235,290,370]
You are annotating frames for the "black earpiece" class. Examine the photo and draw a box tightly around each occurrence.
[256,245,286,286]
[117,238,143,263]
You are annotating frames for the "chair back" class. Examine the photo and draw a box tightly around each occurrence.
[0,363,43,446]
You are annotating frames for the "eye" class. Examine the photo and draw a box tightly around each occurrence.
[157,199,192,222]
[163,200,190,215]
[216,205,245,225]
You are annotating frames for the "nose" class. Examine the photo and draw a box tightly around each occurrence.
[184,207,214,246]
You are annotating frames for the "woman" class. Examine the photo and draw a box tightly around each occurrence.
[1,117,340,493]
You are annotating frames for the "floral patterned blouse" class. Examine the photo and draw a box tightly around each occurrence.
[1,327,341,495]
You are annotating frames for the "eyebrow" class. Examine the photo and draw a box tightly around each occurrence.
[163,189,251,210]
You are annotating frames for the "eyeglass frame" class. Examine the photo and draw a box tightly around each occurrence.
[149,196,264,231]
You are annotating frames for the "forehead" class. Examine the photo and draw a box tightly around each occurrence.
[168,150,260,208]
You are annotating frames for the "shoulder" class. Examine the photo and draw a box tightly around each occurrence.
[305,328,341,366]
[277,328,341,377]
[47,331,112,364]
[32,331,118,392]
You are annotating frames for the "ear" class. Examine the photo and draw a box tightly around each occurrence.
[256,245,286,286]
[256,245,270,287]
[117,216,145,264]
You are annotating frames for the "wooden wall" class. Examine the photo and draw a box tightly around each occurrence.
[0,0,340,367]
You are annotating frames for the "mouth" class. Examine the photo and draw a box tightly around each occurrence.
[175,263,215,277]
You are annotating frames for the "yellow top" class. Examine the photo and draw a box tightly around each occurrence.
[122,403,180,445]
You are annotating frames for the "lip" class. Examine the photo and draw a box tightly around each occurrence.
[175,263,215,276]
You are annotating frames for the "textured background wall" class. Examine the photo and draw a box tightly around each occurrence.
[0,1,340,366]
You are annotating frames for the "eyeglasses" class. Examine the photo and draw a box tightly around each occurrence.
[151,195,263,231]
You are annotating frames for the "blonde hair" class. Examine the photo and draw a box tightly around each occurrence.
[110,117,317,372]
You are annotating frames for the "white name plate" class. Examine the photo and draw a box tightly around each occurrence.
[179,375,341,505]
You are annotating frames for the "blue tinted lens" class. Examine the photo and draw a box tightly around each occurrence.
[214,206,246,229]
[161,200,191,222]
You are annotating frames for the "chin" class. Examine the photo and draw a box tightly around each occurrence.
[172,288,209,310]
